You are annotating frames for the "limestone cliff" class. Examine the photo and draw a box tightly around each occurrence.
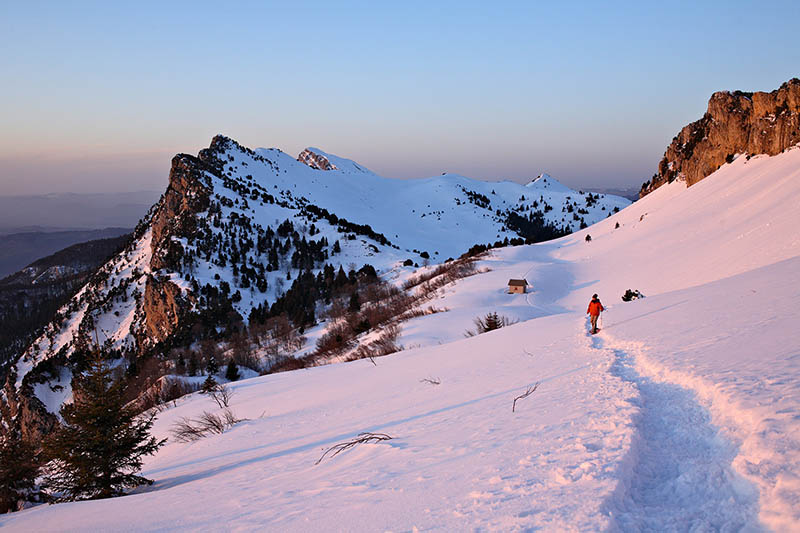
[297,148,337,171]
[641,78,800,197]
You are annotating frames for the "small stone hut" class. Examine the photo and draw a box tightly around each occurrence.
[507,279,528,294]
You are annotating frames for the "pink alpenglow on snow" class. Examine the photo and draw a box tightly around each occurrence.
[3,146,800,531]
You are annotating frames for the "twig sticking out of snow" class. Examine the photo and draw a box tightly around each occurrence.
[512,383,539,412]
[420,377,441,385]
[522,349,535,358]
[315,432,394,465]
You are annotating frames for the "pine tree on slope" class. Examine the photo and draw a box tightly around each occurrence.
[225,359,241,382]
[0,429,42,513]
[43,353,165,502]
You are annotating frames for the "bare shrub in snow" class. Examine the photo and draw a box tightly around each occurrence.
[312,256,478,364]
[251,315,306,370]
[170,408,245,443]
[402,256,478,292]
[134,377,200,414]
[230,330,259,372]
[208,383,234,408]
[347,325,403,362]
[315,322,355,357]
[314,432,394,465]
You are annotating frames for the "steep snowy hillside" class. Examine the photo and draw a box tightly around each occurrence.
[3,145,797,530]
[1,135,628,441]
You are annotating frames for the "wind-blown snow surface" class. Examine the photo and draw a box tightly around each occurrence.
[4,148,800,531]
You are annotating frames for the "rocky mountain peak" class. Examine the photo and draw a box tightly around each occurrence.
[298,148,337,171]
[640,78,800,197]
[526,173,572,193]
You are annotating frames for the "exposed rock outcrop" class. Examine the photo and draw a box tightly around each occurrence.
[142,276,186,344]
[297,148,337,171]
[150,154,213,271]
[0,369,58,442]
[641,78,800,197]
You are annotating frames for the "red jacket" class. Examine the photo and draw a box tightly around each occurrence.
[587,300,604,316]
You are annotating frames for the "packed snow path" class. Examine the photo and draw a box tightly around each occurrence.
[597,334,762,531]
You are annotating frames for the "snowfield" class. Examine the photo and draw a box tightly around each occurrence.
[3,147,799,531]
[10,137,628,394]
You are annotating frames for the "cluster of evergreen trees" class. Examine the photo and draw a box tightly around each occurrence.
[249,263,378,330]
[1,353,164,512]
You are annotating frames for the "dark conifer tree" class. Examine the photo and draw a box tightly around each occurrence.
[43,354,165,501]
[348,292,361,312]
[201,374,219,393]
[206,355,219,376]
[188,352,199,376]
[176,353,186,375]
[225,360,241,382]
[0,429,42,513]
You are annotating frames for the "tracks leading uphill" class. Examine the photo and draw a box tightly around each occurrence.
[595,335,762,531]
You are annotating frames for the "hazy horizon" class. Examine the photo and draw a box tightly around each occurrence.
[2,1,798,195]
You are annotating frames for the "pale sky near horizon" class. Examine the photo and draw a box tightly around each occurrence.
[1,1,798,194]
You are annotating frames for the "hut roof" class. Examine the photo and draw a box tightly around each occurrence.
[508,279,528,286]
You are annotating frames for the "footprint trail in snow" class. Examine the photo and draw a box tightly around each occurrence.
[598,337,763,531]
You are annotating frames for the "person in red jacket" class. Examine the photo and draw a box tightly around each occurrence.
[587,294,604,334]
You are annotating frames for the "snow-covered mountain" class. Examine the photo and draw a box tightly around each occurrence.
[0,135,629,439]
[3,138,798,530]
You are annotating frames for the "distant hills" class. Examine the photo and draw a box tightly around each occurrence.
[0,233,130,375]
[0,190,160,234]
[0,228,132,279]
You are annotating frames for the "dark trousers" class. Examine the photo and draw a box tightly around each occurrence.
[590,314,599,332]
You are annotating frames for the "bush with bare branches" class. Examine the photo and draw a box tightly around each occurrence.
[402,256,478,292]
[347,325,403,362]
[207,383,234,408]
[133,377,200,413]
[170,408,245,442]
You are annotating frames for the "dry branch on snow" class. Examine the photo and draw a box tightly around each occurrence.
[512,383,539,412]
[315,432,394,465]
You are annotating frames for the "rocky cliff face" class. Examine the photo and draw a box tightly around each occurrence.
[641,78,800,197]
[150,154,212,271]
[0,368,58,442]
[0,149,220,440]
[297,148,337,171]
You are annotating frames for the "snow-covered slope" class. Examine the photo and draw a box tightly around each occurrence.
[3,144,798,530]
[3,135,629,431]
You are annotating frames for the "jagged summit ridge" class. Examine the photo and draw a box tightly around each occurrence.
[296,147,372,174]
[1,134,629,441]
[641,78,800,197]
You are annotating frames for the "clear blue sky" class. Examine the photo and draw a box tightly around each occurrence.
[1,0,798,194]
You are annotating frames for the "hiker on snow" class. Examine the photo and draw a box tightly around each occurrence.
[587,294,604,334]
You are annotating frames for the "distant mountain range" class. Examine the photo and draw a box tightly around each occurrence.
[1,135,630,439]
[0,228,132,279]
[0,233,130,378]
